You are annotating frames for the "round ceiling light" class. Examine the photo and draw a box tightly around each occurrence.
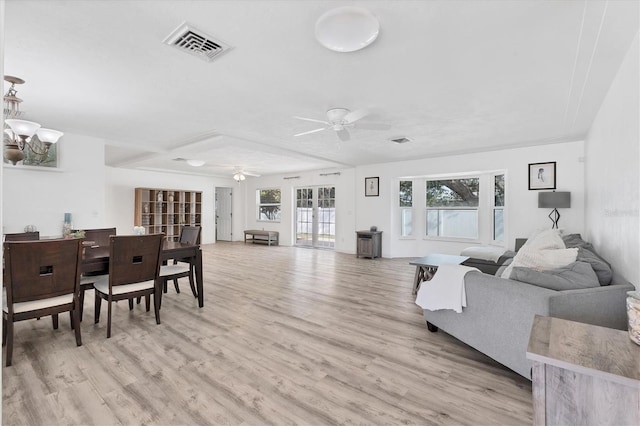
[315,6,379,53]
[186,159,205,167]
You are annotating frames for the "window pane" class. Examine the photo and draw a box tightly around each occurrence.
[494,174,505,207]
[494,208,504,242]
[426,179,479,207]
[426,209,478,239]
[399,180,413,207]
[401,209,413,236]
[260,189,281,204]
[259,206,281,221]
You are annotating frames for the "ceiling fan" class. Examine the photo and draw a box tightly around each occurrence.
[294,108,389,141]
[232,168,260,181]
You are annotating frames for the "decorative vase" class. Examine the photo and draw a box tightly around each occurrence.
[627,291,640,345]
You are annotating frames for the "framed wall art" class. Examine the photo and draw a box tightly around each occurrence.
[528,161,556,190]
[365,177,379,197]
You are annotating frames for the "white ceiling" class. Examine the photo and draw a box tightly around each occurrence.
[4,1,639,178]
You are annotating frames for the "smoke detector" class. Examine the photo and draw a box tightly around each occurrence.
[163,22,231,62]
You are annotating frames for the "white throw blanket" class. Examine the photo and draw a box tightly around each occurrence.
[415,264,480,313]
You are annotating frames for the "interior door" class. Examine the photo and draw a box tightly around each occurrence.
[295,186,336,249]
[216,187,232,241]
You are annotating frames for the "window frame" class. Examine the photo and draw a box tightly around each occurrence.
[492,173,505,243]
[399,179,414,238]
[256,187,282,223]
[424,176,480,242]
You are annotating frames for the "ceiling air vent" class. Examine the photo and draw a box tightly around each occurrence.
[390,137,412,144]
[163,22,231,62]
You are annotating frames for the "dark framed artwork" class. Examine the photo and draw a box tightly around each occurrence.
[528,162,556,190]
[365,177,379,197]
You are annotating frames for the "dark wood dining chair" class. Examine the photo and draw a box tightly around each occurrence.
[3,238,83,366]
[75,227,116,321]
[160,226,201,297]
[3,231,40,241]
[93,234,163,338]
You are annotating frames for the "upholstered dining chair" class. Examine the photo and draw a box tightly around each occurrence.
[93,234,163,338]
[3,231,40,241]
[3,238,83,366]
[75,227,116,321]
[159,226,201,297]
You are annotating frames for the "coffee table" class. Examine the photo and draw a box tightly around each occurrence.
[410,254,470,295]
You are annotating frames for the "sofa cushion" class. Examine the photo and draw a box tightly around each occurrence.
[510,261,600,291]
[501,247,577,279]
[563,234,613,285]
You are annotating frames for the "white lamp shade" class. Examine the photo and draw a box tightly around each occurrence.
[5,119,41,138]
[186,159,205,167]
[233,172,246,181]
[36,128,64,143]
[315,6,380,52]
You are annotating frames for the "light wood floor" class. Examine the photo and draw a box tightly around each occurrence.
[3,243,533,425]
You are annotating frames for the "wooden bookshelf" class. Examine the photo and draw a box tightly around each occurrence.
[134,188,202,241]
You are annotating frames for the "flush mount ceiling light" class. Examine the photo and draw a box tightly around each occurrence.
[315,6,379,52]
[186,159,205,167]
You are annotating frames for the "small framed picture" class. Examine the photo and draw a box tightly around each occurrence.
[365,177,379,197]
[528,162,556,190]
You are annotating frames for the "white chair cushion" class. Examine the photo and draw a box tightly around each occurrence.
[80,275,96,285]
[3,288,74,314]
[160,264,190,277]
[93,275,156,295]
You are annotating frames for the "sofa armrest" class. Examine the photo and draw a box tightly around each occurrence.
[548,283,634,330]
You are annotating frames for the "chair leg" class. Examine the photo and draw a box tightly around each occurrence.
[173,279,180,293]
[52,314,59,330]
[136,296,142,305]
[2,317,7,346]
[163,280,168,293]
[94,294,102,324]
[145,294,150,312]
[5,318,14,367]
[107,301,112,338]
[70,311,74,330]
[188,269,197,298]
[128,299,134,310]
[73,305,82,346]
[79,287,86,322]
[153,292,161,325]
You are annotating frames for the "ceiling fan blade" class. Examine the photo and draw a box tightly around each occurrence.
[343,108,370,123]
[294,127,326,137]
[293,116,330,125]
[243,171,261,177]
[336,128,350,141]
[354,122,391,131]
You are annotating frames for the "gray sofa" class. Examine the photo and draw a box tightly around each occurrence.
[422,262,634,379]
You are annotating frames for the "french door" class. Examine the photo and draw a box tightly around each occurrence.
[295,186,336,249]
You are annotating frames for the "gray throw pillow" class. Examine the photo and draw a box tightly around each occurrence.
[510,261,600,291]
[495,258,513,277]
[562,234,613,286]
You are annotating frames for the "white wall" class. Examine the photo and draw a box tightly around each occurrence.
[3,132,107,236]
[242,168,357,253]
[355,141,585,258]
[585,34,639,288]
[104,167,236,245]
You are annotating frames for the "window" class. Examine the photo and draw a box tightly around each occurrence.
[399,180,413,237]
[257,188,281,221]
[426,178,479,239]
[493,174,505,242]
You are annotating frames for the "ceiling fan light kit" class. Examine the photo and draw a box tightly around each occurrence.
[315,6,380,52]
[186,159,205,167]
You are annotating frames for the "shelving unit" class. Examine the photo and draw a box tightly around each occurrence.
[134,188,202,241]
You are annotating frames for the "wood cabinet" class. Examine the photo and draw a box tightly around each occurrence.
[527,315,640,426]
[134,188,202,241]
[356,231,382,259]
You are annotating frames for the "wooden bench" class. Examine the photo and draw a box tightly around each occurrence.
[244,230,279,246]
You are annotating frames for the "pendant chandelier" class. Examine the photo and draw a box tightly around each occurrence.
[3,75,63,165]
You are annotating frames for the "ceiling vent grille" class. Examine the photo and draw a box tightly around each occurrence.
[390,137,412,144]
[163,22,231,62]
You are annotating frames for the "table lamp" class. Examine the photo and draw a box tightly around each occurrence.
[538,191,571,229]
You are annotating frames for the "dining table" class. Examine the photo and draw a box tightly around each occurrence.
[82,239,204,308]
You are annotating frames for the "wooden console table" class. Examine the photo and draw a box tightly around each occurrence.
[527,315,640,426]
[244,230,279,246]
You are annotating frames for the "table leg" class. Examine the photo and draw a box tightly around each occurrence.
[195,247,204,308]
[412,265,438,295]
[412,266,423,295]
